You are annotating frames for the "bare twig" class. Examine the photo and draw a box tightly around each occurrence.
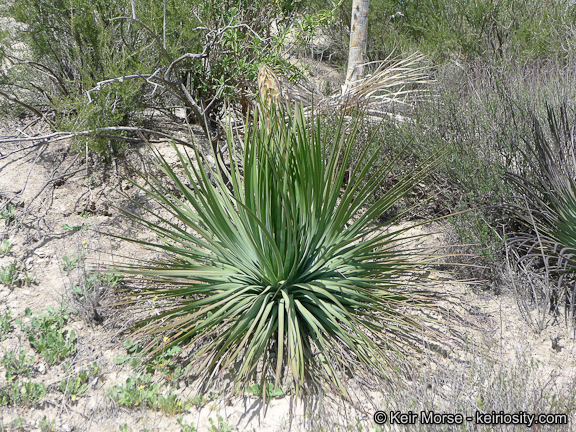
[110,17,172,64]
[0,126,196,159]
[0,139,48,157]
[130,0,136,19]
[163,0,167,51]
[86,74,156,103]
[0,90,45,120]
[23,165,83,217]
[1,143,46,211]
[5,54,69,96]
[164,52,209,78]
[109,16,210,133]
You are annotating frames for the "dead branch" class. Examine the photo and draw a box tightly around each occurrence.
[0,89,46,120]
[0,127,195,159]
[86,74,159,103]
[5,54,70,96]
[165,52,209,78]
[110,16,208,131]
[23,167,84,217]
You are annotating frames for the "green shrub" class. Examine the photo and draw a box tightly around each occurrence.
[1,0,305,155]
[316,0,576,64]
[111,106,447,400]
[362,59,576,272]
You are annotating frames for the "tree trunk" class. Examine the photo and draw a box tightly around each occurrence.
[343,0,369,95]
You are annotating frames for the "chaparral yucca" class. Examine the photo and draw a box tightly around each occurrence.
[506,105,576,326]
[112,106,445,400]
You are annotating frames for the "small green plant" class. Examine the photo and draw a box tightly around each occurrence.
[107,372,189,414]
[246,382,284,399]
[0,310,12,341]
[0,379,46,407]
[188,394,209,409]
[0,239,13,256]
[0,260,17,285]
[156,391,188,416]
[136,345,192,387]
[0,205,15,225]
[9,418,26,430]
[177,417,196,432]
[59,375,88,402]
[62,222,93,232]
[1,350,34,378]
[0,260,34,287]
[38,416,54,432]
[208,415,232,432]
[21,306,77,365]
[113,340,144,368]
[61,252,84,273]
[70,272,121,298]
[0,349,40,408]
[68,270,121,323]
[114,424,133,432]
[59,362,100,402]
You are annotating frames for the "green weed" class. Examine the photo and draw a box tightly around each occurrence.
[7,418,26,430]
[0,239,13,256]
[208,415,232,432]
[113,340,144,368]
[0,260,34,287]
[177,417,196,432]
[107,372,189,415]
[38,416,54,432]
[61,252,84,273]
[188,394,209,409]
[0,310,12,341]
[21,306,77,365]
[59,362,100,402]
[246,382,284,399]
[1,350,34,378]
[0,379,46,407]
[0,205,15,225]
[70,272,121,299]
[62,222,93,232]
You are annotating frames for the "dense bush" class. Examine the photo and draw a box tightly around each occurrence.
[336,56,576,279]
[305,0,576,65]
[0,0,304,153]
